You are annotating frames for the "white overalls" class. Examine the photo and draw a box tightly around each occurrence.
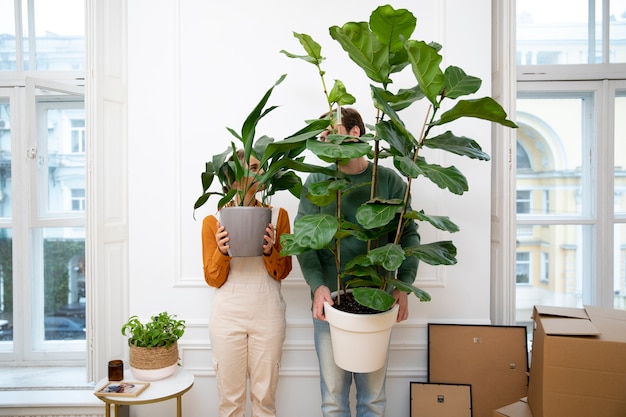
[209,208,286,417]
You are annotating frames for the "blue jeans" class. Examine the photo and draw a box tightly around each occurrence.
[313,318,388,417]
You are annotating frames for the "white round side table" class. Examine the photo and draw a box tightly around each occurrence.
[94,368,194,417]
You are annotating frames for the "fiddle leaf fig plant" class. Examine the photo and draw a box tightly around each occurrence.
[279,4,517,312]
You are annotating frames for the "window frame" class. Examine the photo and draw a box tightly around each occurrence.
[491,0,626,325]
[515,80,614,309]
[0,79,86,364]
[508,0,626,318]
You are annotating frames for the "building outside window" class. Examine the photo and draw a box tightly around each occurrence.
[515,0,626,328]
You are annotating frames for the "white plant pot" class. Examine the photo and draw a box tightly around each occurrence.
[130,362,178,381]
[220,206,271,257]
[323,299,399,373]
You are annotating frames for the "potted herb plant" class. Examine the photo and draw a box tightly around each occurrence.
[193,75,332,256]
[279,5,517,372]
[121,311,186,380]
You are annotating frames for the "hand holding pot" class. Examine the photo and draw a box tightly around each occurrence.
[215,221,230,256]
[262,223,276,256]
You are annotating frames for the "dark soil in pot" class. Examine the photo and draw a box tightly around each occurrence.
[332,292,385,315]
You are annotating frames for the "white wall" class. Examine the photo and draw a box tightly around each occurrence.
[126,1,493,416]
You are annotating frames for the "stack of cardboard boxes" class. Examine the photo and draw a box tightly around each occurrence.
[496,305,626,417]
[416,306,626,417]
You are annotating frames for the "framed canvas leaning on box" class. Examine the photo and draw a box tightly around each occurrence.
[410,382,471,417]
[428,324,529,417]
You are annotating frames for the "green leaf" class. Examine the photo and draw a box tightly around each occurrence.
[406,210,460,233]
[307,139,371,163]
[371,86,402,126]
[329,80,356,106]
[330,21,391,85]
[280,214,338,256]
[217,189,237,209]
[404,241,458,265]
[280,32,324,65]
[237,74,287,161]
[387,278,431,302]
[369,5,416,53]
[371,85,425,112]
[393,155,423,178]
[306,179,348,206]
[375,119,416,156]
[345,243,406,272]
[352,287,396,311]
[200,170,214,193]
[432,97,518,128]
[443,66,482,99]
[404,39,444,106]
[416,157,468,195]
[369,243,406,271]
[193,193,211,211]
[356,200,403,229]
[423,131,490,161]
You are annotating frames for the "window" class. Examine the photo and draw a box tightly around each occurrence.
[516,252,531,284]
[514,0,626,328]
[517,190,532,214]
[0,84,85,363]
[71,188,85,211]
[540,252,549,283]
[0,0,85,72]
[70,119,85,153]
[517,0,626,65]
[0,1,85,367]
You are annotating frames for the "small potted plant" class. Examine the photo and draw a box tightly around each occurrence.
[193,75,332,256]
[279,5,517,372]
[121,311,186,381]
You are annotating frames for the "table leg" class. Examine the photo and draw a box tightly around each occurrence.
[105,403,110,417]
[113,404,120,417]
[177,395,182,417]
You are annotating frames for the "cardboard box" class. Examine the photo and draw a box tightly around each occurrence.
[410,382,471,417]
[493,397,532,417]
[428,324,529,417]
[527,305,626,417]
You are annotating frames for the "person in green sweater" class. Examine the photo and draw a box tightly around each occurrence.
[296,107,420,417]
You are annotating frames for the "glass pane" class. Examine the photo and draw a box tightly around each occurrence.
[38,100,85,216]
[0,228,12,344]
[616,223,626,310]
[517,94,590,216]
[20,0,85,71]
[40,228,85,342]
[616,91,626,215]
[515,224,591,325]
[610,0,626,63]
[0,99,11,220]
[0,98,12,346]
[0,0,16,70]
[517,0,598,65]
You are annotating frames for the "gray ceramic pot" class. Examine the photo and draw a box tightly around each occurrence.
[220,206,272,257]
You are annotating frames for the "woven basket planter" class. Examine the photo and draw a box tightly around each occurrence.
[129,341,179,381]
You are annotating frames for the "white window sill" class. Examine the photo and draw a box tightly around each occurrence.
[0,367,102,411]
[0,366,93,390]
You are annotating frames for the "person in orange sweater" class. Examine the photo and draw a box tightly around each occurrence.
[202,150,292,417]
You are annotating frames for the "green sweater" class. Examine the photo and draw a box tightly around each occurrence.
[296,161,420,296]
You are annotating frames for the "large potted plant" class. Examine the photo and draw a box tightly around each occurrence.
[279,5,517,372]
[121,311,186,381]
[193,75,332,256]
